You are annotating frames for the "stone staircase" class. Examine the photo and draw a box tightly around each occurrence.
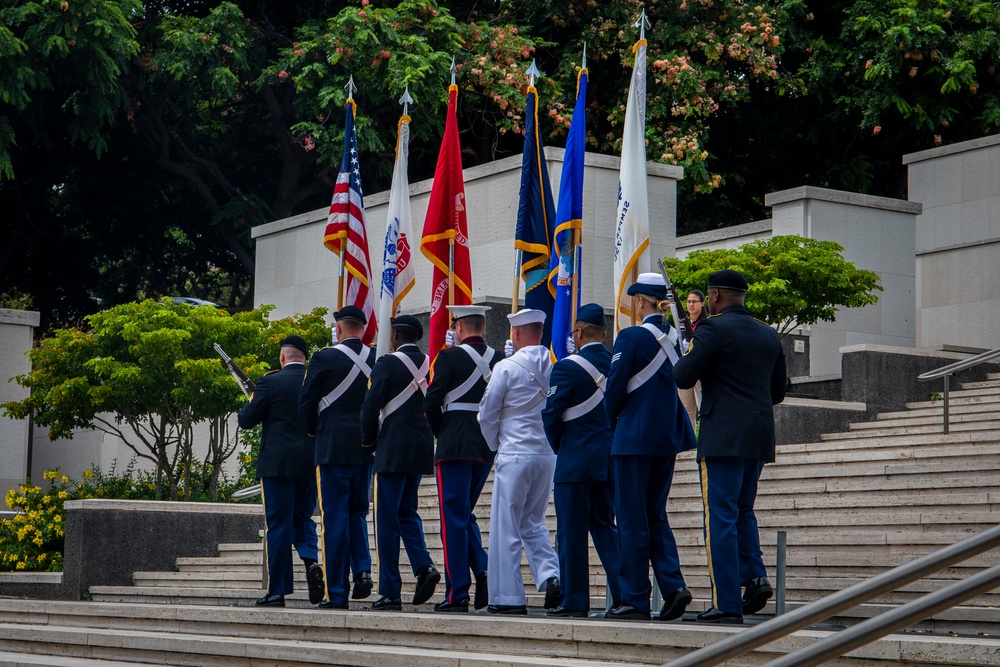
[7,373,999,665]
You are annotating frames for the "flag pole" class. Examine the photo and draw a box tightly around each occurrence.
[568,45,586,329]
[337,75,359,312]
[447,57,458,310]
[630,264,638,325]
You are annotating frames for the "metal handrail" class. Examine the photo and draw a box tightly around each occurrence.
[917,346,1000,434]
[761,563,1000,667]
[660,522,1000,667]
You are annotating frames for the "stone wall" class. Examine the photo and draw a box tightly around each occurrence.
[904,135,1000,352]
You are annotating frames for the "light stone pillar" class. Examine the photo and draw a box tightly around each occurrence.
[0,309,39,501]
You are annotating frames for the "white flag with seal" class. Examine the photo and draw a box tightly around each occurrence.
[376,112,416,356]
[612,34,650,337]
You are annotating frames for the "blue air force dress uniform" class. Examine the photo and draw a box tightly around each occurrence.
[478,308,560,612]
[298,306,376,608]
[359,315,440,608]
[541,304,623,616]
[605,274,697,620]
[673,269,787,623]
[237,336,319,606]
[423,305,500,611]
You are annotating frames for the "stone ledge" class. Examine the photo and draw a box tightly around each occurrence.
[765,185,923,215]
[0,309,40,328]
[63,499,262,515]
[676,219,772,249]
[903,134,1000,164]
[839,343,1000,363]
[0,572,62,585]
[782,396,866,412]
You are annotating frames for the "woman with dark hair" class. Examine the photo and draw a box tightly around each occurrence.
[679,290,707,429]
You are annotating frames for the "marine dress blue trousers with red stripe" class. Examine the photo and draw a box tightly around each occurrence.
[435,460,491,604]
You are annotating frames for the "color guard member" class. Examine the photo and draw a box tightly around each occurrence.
[238,335,323,608]
[541,304,622,617]
[360,315,440,610]
[478,308,560,615]
[673,269,787,624]
[604,273,697,621]
[298,306,375,609]
[424,305,499,613]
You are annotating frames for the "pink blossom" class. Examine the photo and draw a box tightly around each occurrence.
[304,137,315,151]
[872,125,881,135]
[278,70,289,79]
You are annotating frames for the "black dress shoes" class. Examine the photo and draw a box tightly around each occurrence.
[487,604,528,615]
[546,606,588,618]
[605,604,650,621]
[742,576,773,615]
[413,564,442,605]
[317,600,349,610]
[542,576,561,609]
[433,598,470,613]
[696,607,744,624]
[372,596,403,611]
[352,571,373,600]
[474,570,489,610]
[253,593,285,607]
[658,587,693,621]
[306,563,325,605]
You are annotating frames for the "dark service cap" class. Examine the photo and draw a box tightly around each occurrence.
[334,305,367,324]
[279,335,309,358]
[707,269,748,292]
[576,303,606,327]
[391,314,423,339]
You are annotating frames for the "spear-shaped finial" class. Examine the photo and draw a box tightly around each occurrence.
[345,74,357,99]
[399,85,414,115]
[526,59,540,87]
[582,42,588,69]
[450,56,457,85]
[634,8,650,40]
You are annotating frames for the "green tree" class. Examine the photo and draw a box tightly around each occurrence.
[661,235,883,337]
[1,299,330,500]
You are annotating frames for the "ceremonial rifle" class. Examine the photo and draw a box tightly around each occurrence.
[656,258,694,347]
[213,343,256,399]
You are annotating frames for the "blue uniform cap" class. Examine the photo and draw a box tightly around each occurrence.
[279,335,309,359]
[576,303,606,326]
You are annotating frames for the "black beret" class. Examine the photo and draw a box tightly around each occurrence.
[707,269,748,292]
[391,314,423,339]
[333,305,367,324]
[279,335,309,358]
[575,303,606,327]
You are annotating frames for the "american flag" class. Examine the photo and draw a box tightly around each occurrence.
[324,99,377,345]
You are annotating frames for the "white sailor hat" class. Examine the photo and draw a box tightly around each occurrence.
[447,305,491,321]
[507,308,546,326]
[626,272,668,300]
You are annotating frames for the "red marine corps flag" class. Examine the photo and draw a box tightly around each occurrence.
[420,61,472,364]
[325,78,378,345]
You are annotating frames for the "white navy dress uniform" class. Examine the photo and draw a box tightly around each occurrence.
[478,308,560,610]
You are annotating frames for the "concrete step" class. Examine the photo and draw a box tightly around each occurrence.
[907,394,1000,409]
[819,420,1000,440]
[877,402,999,420]
[959,379,1000,389]
[6,599,1000,666]
[0,651,169,667]
[781,428,1000,452]
[850,412,1000,430]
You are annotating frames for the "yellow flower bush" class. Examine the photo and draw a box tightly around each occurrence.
[0,469,71,572]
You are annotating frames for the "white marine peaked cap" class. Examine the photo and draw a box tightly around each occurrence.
[447,305,491,319]
[507,308,546,326]
[636,272,666,287]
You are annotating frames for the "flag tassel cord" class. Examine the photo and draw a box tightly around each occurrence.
[570,232,581,326]
[511,248,522,337]
[447,238,455,308]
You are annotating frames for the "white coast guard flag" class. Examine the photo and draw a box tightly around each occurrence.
[612,37,650,337]
[376,114,416,356]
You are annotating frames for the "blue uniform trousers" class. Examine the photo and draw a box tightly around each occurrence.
[260,476,319,596]
[612,454,685,613]
[553,480,622,612]
[699,456,767,615]
[349,461,373,576]
[435,460,491,604]
[317,463,356,604]
[375,472,433,598]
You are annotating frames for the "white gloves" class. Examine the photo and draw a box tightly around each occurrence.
[565,335,577,354]
[331,328,339,345]
[504,339,514,357]
[444,330,458,348]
